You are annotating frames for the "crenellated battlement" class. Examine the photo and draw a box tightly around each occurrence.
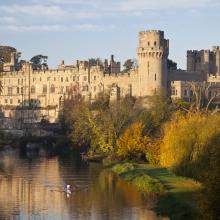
[139,30,164,35]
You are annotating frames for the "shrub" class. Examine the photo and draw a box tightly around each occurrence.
[160,112,220,219]
[132,175,165,193]
[116,122,148,160]
[111,163,135,175]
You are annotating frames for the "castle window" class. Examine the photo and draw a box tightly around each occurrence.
[17,87,19,94]
[18,99,20,104]
[66,77,69,82]
[31,86,36,94]
[94,76,96,81]
[43,85,47,94]
[148,41,150,46]
[66,86,69,93]
[50,84,55,93]
[8,87,12,95]
[61,77,63,82]
[21,87,23,94]
[18,79,20,84]
[60,86,64,94]
[154,41,157,46]
[94,86,96,92]
[40,77,42,82]
[82,85,88,91]
[5,99,8,104]
[155,73,157,81]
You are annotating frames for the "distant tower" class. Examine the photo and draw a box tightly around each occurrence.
[137,30,169,96]
[213,46,220,76]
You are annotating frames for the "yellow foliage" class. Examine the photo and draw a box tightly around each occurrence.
[160,112,220,176]
[116,122,148,160]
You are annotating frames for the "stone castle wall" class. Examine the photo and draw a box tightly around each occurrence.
[1,29,220,128]
[187,46,220,75]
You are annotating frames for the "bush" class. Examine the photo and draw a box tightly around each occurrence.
[132,175,165,193]
[112,163,135,175]
[160,112,220,219]
[116,122,148,160]
[160,113,220,177]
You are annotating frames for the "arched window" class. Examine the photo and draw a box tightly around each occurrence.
[155,73,157,81]
[31,86,35,94]
[43,85,47,94]
[50,84,55,93]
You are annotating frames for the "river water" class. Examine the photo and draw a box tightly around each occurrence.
[0,150,163,220]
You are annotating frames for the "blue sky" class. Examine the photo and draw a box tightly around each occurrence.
[0,0,220,69]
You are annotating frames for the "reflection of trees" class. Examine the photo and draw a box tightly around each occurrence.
[0,154,159,220]
[0,156,69,220]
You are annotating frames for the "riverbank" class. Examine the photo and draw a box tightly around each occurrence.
[103,160,202,220]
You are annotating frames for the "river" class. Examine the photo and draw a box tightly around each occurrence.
[0,150,163,220]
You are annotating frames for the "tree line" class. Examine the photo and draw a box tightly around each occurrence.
[60,88,220,220]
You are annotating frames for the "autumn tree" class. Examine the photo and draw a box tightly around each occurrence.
[116,122,148,160]
[189,81,220,111]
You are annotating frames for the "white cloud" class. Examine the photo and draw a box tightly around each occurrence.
[0,16,17,25]
[115,0,213,11]
[0,4,67,17]
[30,0,220,11]
[0,0,219,34]
[0,24,115,32]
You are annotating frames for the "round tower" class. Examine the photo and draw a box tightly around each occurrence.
[137,30,169,96]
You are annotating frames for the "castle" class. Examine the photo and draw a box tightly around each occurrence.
[0,30,220,131]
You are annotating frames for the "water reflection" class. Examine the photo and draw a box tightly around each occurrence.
[0,151,162,220]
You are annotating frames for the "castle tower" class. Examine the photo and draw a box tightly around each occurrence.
[137,30,169,96]
[213,46,220,75]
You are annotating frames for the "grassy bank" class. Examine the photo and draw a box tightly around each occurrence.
[103,160,202,220]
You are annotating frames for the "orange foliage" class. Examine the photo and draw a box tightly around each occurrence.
[116,122,148,160]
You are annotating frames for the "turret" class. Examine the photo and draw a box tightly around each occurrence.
[213,46,220,75]
[137,30,169,96]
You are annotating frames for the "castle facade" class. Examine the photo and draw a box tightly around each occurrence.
[0,30,220,130]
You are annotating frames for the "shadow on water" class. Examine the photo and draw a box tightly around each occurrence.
[0,150,163,220]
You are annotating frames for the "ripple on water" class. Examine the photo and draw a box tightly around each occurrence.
[0,151,162,220]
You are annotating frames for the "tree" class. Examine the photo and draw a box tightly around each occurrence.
[116,122,148,160]
[139,92,174,135]
[123,59,134,72]
[30,54,48,70]
[167,59,177,70]
[0,46,16,63]
[189,82,220,111]
[89,58,103,67]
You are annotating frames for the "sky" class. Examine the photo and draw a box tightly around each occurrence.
[0,0,220,69]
